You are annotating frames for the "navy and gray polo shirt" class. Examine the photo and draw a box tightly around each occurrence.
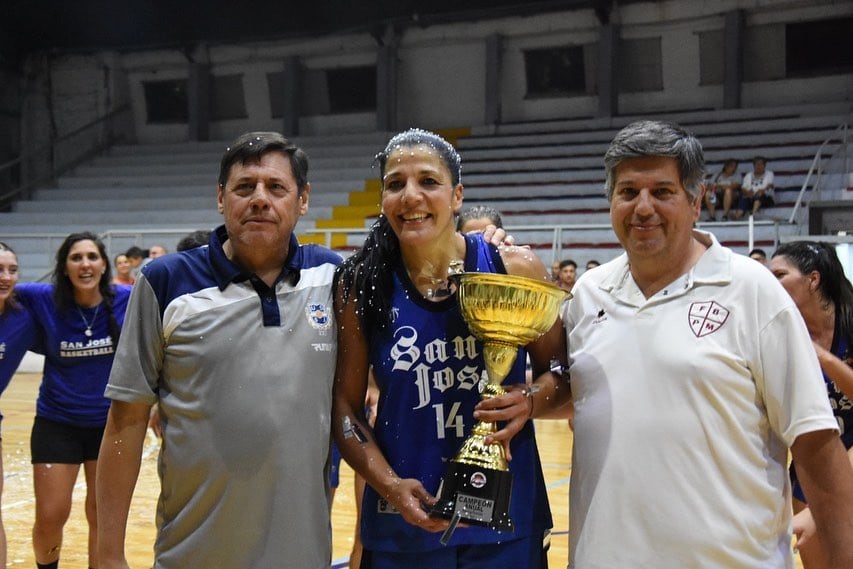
[106,225,341,569]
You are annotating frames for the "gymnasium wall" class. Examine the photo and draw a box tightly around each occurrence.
[17,0,853,148]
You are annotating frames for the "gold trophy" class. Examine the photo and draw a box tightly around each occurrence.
[431,272,569,542]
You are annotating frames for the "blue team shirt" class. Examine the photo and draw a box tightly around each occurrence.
[16,283,131,427]
[0,304,40,394]
[362,233,553,552]
[828,334,853,449]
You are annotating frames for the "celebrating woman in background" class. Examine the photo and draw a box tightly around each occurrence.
[16,232,131,569]
[0,242,40,568]
[111,254,135,286]
[770,241,853,569]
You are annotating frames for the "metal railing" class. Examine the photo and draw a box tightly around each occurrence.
[0,104,133,209]
[3,215,786,283]
[788,123,849,225]
[296,217,783,261]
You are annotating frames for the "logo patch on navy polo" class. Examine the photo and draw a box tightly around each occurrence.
[688,301,729,337]
[305,302,332,330]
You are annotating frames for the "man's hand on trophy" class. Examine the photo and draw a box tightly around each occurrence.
[384,478,450,533]
[473,385,534,461]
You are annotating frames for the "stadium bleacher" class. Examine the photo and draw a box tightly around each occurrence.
[1,108,849,281]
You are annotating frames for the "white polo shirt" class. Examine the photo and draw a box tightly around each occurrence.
[565,230,836,568]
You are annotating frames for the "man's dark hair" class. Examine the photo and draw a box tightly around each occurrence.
[176,229,212,252]
[219,131,309,193]
[125,245,146,259]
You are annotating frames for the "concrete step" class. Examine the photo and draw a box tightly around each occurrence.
[15,195,337,215]
[462,114,845,147]
[107,132,393,157]
[0,209,223,227]
[33,179,367,201]
[56,168,373,189]
[76,154,376,178]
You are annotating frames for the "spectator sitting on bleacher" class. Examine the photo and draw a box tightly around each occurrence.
[735,157,775,219]
[704,159,740,221]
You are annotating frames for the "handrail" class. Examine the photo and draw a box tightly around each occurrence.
[0,104,132,206]
[788,123,849,224]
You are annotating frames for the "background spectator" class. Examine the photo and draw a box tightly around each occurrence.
[704,159,740,221]
[556,259,577,291]
[456,205,503,233]
[736,157,774,219]
[175,229,212,252]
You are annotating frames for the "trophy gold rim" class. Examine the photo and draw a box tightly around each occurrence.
[450,272,570,348]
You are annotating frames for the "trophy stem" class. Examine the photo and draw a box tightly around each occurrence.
[452,382,509,472]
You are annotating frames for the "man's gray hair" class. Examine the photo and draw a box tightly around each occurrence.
[604,120,705,202]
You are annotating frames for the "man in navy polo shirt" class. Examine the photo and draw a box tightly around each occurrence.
[97,132,341,569]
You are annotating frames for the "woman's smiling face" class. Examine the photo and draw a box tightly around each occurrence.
[381,144,463,246]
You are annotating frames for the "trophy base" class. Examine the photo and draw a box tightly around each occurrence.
[430,461,513,533]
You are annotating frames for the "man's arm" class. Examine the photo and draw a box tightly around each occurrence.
[96,400,152,569]
[475,245,573,452]
[791,429,853,568]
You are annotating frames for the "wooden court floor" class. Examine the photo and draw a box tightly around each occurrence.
[1,372,571,568]
[2,372,805,568]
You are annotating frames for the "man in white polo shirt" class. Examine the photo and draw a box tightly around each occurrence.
[564,120,853,568]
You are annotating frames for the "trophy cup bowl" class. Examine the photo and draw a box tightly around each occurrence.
[431,272,570,538]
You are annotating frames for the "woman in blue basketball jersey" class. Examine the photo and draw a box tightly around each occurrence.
[0,242,40,567]
[771,241,853,569]
[332,129,571,568]
[16,232,131,569]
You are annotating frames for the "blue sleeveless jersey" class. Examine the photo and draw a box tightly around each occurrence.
[361,234,553,552]
[16,283,131,427]
[0,305,40,394]
[828,334,853,449]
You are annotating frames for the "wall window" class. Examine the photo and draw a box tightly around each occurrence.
[743,24,785,81]
[210,74,247,120]
[618,37,662,93]
[327,66,376,113]
[143,79,188,124]
[298,65,377,116]
[524,46,587,97]
[786,17,853,77]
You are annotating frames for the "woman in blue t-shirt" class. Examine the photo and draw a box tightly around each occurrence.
[16,232,131,569]
[0,242,40,567]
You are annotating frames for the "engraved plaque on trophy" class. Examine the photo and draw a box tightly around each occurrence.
[430,272,569,541]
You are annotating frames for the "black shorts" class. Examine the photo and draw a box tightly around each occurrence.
[30,416,105,464]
